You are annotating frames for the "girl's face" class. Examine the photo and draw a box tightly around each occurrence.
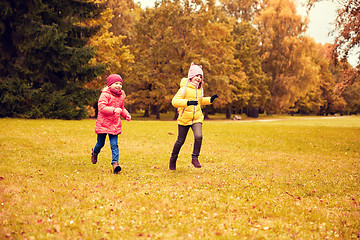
[110,81,123,91]
[190,74,202,86]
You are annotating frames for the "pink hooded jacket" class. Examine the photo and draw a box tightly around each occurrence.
[95,89,130,135]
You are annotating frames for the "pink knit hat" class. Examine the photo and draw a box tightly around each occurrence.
[188,62,203,79]
[182,62,204,97]
[106,74,123,86]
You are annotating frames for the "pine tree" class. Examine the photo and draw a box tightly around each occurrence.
[0,0,105,119]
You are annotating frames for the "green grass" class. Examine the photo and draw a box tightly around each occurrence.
[0,116,359,239]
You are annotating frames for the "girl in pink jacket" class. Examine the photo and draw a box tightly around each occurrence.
[91,74,131,174]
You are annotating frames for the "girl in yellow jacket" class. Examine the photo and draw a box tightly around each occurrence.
[169,63,218,170]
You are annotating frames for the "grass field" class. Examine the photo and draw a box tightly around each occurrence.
[0,116,359,239]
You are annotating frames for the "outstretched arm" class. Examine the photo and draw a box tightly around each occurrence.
[200,94,218,105]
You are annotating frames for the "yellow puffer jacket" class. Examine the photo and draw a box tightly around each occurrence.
[172,78,212,126]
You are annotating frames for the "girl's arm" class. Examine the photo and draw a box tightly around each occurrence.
[171,87,188,108]
[199,96,212,106]
[120,106,130,119]
[98,93,116,115]
[120,106,131,121]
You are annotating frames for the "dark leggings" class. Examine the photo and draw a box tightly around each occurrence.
[171,122,203,159]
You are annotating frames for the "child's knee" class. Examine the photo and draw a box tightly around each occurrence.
[176,137,186,145]
[96,141,105,148]
[194,135,203,141]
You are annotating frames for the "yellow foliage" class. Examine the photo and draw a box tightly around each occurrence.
[86,2,135,89]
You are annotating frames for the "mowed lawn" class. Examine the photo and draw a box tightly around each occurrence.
[0,116,359,239]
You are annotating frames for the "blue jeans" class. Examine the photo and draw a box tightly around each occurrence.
[93,134,119,164]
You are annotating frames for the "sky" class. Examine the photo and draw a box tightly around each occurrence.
[135,0,358,67]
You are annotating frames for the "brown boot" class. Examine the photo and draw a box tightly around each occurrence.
[191,157,201,168]
[112,162,122,174]
[169,156,177,170]
[91,149,98,164]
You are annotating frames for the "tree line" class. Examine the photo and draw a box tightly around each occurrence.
[0,0,359,119]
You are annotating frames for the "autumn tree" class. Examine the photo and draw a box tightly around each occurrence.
[255,0,322,112]
[218,0,270,117]
[228,21,270,117]
[86,0,136,90]
[329,0,360,99]
[342,78,360,114]
[220,0,261,21]
[307,0,359,106]
[127,0,188,118]
[107,0,142,45]
[294,42,335,114]
[307,0,359,66]
[191,0,245,119]
[128,0,240,119]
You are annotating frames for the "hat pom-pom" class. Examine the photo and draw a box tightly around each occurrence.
[190,62,201,68]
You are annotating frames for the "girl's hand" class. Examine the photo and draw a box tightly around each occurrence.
[114,108,122,115]
[126,114,131,121]
[187,100,198,106]
[210,94,218,103]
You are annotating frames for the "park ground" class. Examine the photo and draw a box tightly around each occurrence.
[0,116,359,239]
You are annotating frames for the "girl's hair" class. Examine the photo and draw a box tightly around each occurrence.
[102,86,109,91]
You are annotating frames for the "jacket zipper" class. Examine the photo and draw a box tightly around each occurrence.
[180,108,185,117]
[192,88,197,124]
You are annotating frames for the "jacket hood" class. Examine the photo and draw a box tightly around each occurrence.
[179,77,203,98]
[180,78,188,87]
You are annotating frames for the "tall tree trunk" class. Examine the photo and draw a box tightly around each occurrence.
[143,108,150,117]
[246,107,259,118]
[226,105,232,119]
[204,106,209,119]
[155,105,160,119]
